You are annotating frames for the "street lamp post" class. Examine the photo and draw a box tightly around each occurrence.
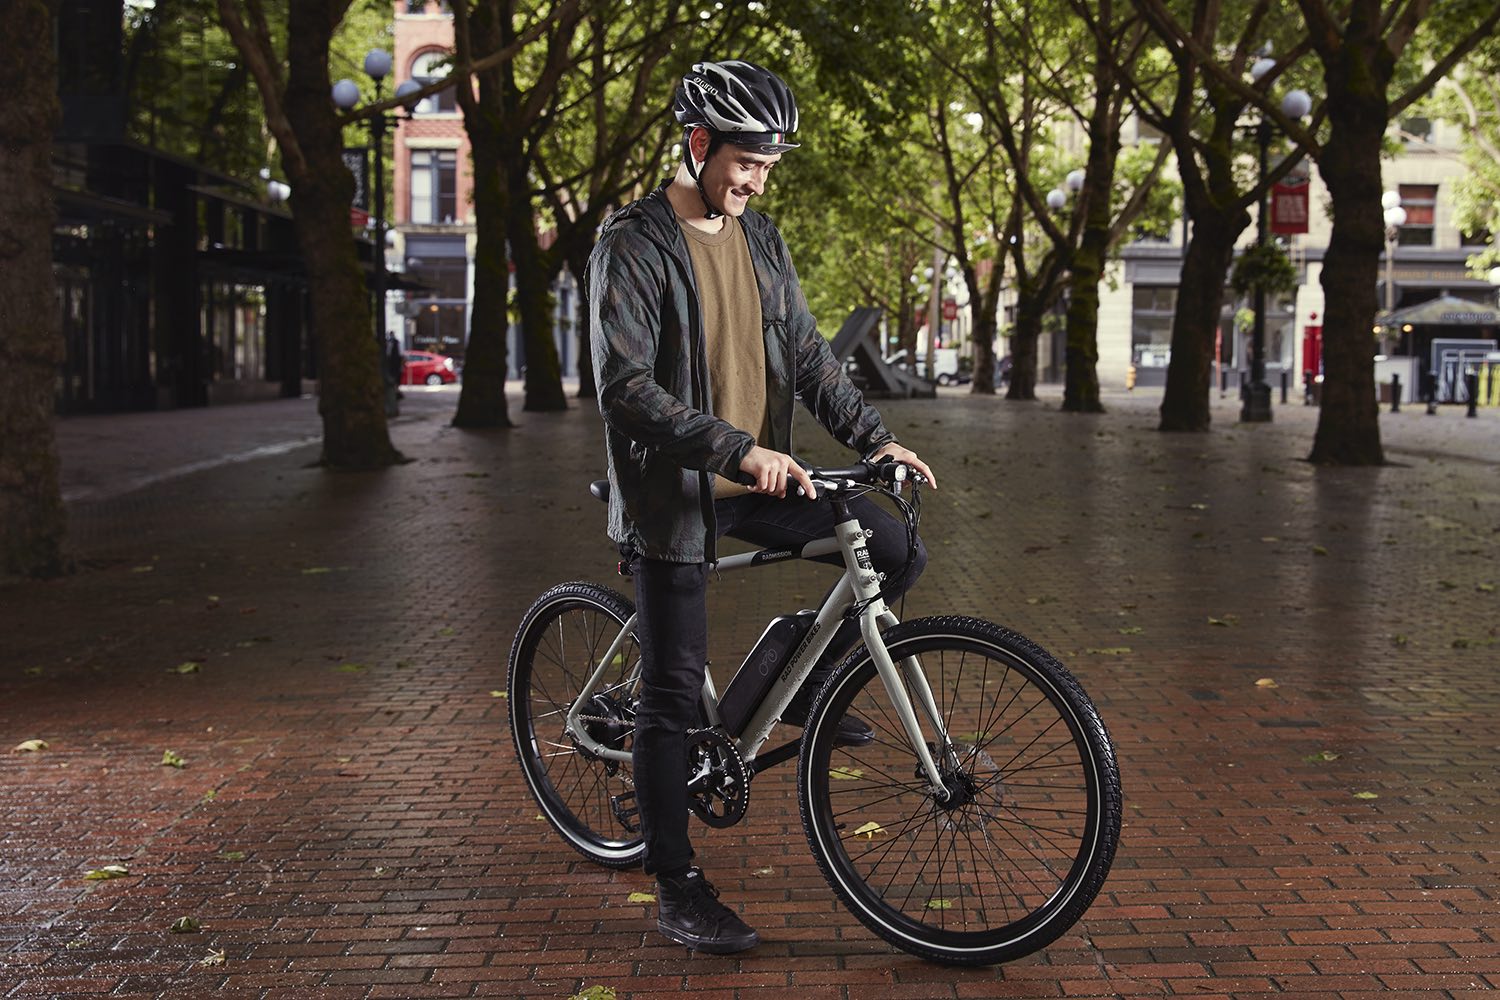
[1380,191,1406,355]
[333,51,421,415]
[1241,56,1312,423]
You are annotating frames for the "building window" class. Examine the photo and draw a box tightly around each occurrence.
[411,51,456,114]
[410,149,457,224]
[405,0,424,12]
[1461,227,1491,248]
[1398,116,1432,143]
[1397,184,1436,246]
[1130,286,1176,368]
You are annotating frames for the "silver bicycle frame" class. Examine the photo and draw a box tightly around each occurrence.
[562,486,955,797]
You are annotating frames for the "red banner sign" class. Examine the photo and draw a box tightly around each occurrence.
[1271,180,1309,235]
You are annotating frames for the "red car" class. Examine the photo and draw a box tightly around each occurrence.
[401,351,459,385]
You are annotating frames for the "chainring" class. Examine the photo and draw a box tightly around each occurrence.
[685,727,749,828]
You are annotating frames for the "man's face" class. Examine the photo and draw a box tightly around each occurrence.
[698,142,781,217]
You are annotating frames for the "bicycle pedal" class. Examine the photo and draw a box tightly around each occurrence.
[610,790,640,833]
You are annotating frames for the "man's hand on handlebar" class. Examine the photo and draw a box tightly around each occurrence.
[738,445,818,500]
[870,442,938,491]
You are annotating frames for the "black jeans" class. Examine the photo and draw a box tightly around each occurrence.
[630,492,927,876]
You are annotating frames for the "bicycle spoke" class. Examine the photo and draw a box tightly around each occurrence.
[801,619,1119,964]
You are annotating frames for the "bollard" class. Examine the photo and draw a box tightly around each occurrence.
[1390,373,1400,414]
[1466,368,1479,418]
[1221,368,1229,393]
[1280,369,1288,404]
[1303,371,1314,406]
[1425,371,1439,415]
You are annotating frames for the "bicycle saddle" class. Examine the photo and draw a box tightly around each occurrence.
[590,480,610,503]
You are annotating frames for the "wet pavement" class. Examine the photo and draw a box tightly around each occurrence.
[2,383,1497,999]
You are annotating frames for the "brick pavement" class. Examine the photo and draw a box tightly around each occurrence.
[2,384,1497,999]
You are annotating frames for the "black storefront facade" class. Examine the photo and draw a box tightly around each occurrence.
[50,136,318,414]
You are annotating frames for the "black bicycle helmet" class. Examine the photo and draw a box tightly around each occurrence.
[674,60,799,218]
[674,60,800,153]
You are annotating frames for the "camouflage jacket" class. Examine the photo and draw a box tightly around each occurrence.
[588,183,895,563]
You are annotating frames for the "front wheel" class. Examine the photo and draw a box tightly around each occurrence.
[509,582,645,868]
[798,616,1121,965]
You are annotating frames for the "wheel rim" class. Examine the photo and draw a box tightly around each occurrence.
[806,634,1106,956]
[515,598,642,857]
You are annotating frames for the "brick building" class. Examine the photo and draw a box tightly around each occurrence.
[389,0,579,378]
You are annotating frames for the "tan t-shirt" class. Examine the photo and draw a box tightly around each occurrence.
[678,213,769,497]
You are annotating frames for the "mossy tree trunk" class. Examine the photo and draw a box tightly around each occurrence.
[0,0,69,579]
[1307,14,1389,465]
[219,0,401,469]
[451,0,514,428]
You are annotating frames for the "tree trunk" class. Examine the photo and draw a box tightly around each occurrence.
[452,105,514,423]
[0,0,69,579]
[1007,293,1046,401]
[1159,206,1246,431]
[283,8,400,468]
[1061,228,1106,413]
[967,266,1002,395]
[1308,40,1386,465]
[509,152,567,412]
[569,250,596,402]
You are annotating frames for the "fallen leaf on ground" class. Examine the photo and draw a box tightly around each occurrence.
[626,891,656,903]
[171,662,201,674]
[853,821,885,839]
[161,749,187,768]
[197,950,225,968]
[1353,791,1379,800]
[490,690,507,698]
[12,739,48,753]
[169,917,201,934]
[335,662,367,673]
[1085,647,1132,656]
[84,864,130,880]
[217,851,246,862]
[1304,750,1340,763]
[1254,678,1279,689]
[570,987,617,1000]
[829,767,864,780]
[300,566,331,575]
[925,898,953,910]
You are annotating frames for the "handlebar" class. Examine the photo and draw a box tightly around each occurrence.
[734,458,926,496]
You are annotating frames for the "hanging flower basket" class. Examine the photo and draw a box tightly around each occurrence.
[1230,243,1299,299]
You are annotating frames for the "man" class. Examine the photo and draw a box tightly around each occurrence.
[588,60,937,955]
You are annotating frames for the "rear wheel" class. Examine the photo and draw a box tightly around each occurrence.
[798,616,1120,965]
[425,372,443,385]
[509,582,644,868]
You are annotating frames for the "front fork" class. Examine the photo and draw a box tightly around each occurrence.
[837,516,957,801]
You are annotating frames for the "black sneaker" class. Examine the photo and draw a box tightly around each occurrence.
[656,868,759,954]
[783,684,875,747]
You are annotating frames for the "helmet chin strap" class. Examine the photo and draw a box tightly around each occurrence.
[683,133,723,220]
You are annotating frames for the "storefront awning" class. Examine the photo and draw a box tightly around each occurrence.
[1378,294,1500,327]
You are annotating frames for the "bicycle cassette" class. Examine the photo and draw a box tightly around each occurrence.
[685,727,749,828]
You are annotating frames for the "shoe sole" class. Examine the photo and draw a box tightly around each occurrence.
[657,920,759,954]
